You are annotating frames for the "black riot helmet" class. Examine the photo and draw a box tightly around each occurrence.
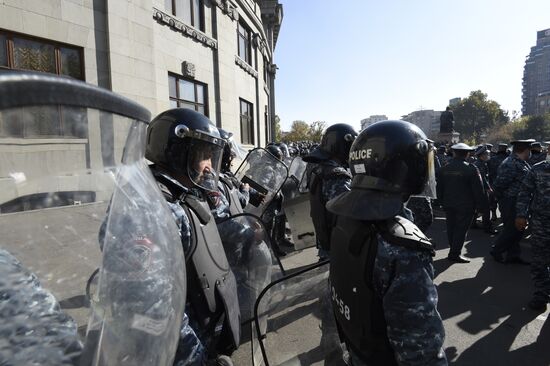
[327,120,436,221]
[348,120,435,197]
[278,142,290,159]
[146,108,224,191]
[266,145,283,161]
[321,123,358,162]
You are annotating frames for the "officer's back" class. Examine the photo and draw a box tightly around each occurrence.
[437,156,483,210]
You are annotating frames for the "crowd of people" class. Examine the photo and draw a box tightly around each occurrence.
[434,139,550,312]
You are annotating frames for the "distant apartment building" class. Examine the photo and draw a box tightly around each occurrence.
[536,91,550,115]
[522,28,550,116]
[401,109,442,138]
[360,115,388,130]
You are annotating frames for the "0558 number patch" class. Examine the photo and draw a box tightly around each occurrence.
[331,286,351,321]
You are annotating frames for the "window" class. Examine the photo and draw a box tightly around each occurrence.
[264,105,270,142]
[0,30,84,79]
[0,31,86,139]
[169,74,208,115]
[240,99,254,145]
[263,57,269,83]
[0,105,88,139]
[165,0,203,31]
[0,34,7,67]
[238,21,252,65]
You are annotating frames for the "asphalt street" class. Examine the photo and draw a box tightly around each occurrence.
[234,208,550,365]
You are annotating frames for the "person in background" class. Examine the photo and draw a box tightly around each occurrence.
[436,143,486,263]
[491,139,534,265]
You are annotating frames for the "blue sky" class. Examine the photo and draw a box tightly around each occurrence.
[273,0,550,131]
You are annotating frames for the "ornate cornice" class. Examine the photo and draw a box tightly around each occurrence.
[211,0,239,21]
[235,55,258,78]
[153,8,218,49]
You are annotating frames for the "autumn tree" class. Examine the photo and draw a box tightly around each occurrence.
[283,120,310,142]
[308,121,327,142]
[453,90,509,143]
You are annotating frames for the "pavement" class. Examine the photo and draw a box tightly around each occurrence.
[233,207,550,365]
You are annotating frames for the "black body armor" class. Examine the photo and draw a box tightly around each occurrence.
[329,215,434,365]
[309,164,351,250]
[156,174,241,354]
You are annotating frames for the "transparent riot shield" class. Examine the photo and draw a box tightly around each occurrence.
[282,157,316,251]
[251,261,346,366]
[216,213,283,323]
[281,156,308,200]
[0,73,186,366]
[235,148,289,217]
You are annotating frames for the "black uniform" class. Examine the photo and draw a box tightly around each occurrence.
[303,123,357,258]
[436,157,486,259]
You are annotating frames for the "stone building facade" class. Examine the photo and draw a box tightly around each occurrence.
[0,0,282,146]
[0,0,282,212]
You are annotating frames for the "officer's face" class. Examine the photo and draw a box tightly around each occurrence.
[197,155,213,178]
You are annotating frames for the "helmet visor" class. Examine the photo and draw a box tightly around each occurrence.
[412,149,437,199]
[187,139,224,191]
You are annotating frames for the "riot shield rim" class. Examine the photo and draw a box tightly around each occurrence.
[235,147,290,177]
[0,71,151,123]
[253,259,330,366]
[235,148,290,218]
[217,212,286,276]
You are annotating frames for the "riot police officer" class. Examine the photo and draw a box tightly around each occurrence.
[261,144,291,256]
[436,143,486,263]
[146,108,240,365]
[491,139,534,264]
[303,123,357,259]
[473,145,498,234]
[327,120,446,366]
[516,158,550,311]
[217,128,250,214]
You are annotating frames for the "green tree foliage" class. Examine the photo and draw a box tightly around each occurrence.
[486,113,550,144]
[283,120,310,142]
[453,90,509,143]
[282,120,328,143]
[308,121,327,143]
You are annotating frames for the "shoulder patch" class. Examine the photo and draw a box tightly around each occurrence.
[378,216,435,255]
[322,165,352,179]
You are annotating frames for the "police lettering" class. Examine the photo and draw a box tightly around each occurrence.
[349,149,372,161]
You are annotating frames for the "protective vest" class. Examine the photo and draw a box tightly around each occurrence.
[156,174,241,353]
[329,215,434,365]
[219,173,243,216]
[309,163,351,250]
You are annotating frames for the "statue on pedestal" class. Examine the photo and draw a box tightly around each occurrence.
[438,107,460,144]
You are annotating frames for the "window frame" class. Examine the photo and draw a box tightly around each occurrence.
[237,21,252,65]
[165,0,204,31]
[168,73,209,116]
[0,29,85,80]
[239,98,254,145]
